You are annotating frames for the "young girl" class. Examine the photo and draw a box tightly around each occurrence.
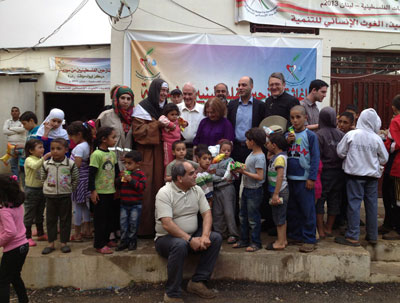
[233,127,266,252]
[67,121,93,242]
[0,174,29,303]
[36,108,69,154]
[23,139,51,247]
[159,103,186,167]
[89,127,118,254]
[211,139,239,244]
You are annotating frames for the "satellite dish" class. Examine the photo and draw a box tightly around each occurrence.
[96,0,139,20]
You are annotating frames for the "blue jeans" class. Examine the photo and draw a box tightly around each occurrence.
[239,187,263,247]
[120,204,142,244]
[9,155,19,178]
[346,176,378,241]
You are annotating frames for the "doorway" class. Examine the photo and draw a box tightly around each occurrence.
[43,92,105,124]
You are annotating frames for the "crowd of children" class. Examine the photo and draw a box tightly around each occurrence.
[1,93,400,300]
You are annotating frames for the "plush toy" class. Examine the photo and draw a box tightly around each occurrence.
[212,153,225,164]
[178,117,188,132]
[229,161,245,170]
[0,143,16,166]
[121,170,131,182]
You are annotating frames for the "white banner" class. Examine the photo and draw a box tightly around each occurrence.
[236,0,400,32]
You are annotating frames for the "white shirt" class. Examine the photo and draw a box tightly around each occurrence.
[2,119,26,145]
[178,102,205,143]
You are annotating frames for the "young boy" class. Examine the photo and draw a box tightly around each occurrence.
[337,112,355,134]
[195,148,214,205]
[316,107,345,239]
[344,104,359,124]
[286,105,320,253]
[265,133,289,250]
[18,111,40,187]
[335,108,388,246]
[233,127,266,252]
[40,138,79,254]
[165,140,198,182]
[116,151,146,251]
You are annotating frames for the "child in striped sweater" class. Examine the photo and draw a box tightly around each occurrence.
[116,151,146,251]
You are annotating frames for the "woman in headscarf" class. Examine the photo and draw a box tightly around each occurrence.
[132,78,168,236]
[96,85,135,170]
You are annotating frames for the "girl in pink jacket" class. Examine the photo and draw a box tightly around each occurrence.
[0,174,29,303]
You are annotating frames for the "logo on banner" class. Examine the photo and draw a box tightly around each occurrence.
[284,53,306,86]
[135,47,160,81]
[239,0,278,17]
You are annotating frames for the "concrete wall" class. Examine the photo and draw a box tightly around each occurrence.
[110,0,400,108]
[0,45,110,172]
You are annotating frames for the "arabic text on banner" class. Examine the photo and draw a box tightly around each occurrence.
[55,57,111,91]
[236,0,400,33]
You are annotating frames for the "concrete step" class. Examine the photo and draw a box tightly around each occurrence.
[20,237,370,290]
[369,261,400,283]
[366,239,400,262]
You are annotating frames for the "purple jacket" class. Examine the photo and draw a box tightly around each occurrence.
[193,117,234,146]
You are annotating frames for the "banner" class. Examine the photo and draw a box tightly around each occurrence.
[55,57,110,91]
[236,0,400,33]
[124,31,322,103]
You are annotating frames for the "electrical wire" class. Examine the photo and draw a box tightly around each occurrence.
[169,0,238,34]
[328,68,390,79]
[0,0,89,62]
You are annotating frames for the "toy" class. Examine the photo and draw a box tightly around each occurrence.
[178,117,188,132]
[121,170,131,182]
[229,161,245,170]
[288,126,295,134]
[0,143,16,166]
[212,153,225,164]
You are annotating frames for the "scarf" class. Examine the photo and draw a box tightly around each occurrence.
[112,86,134,133]
[138,78,168,120]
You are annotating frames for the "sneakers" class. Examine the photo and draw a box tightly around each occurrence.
[186,280,216,299]
[96,246,113,254]
[163,293,184,303]
[28,238,37,247]
[61,245,71,253]
[116,242,129,251]
[42,247,56,255]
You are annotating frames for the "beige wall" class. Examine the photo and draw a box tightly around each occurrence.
[110,0,400,109]
[0,45,110,172]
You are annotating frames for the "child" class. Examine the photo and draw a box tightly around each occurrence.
[337,111,355,134]
[286,105,320,253]
[17,111,40,186]
[335,108,388,246]
[24,139,51,246]
[159,103,186,168]
[316,107,345,239]
[195,148,214,206]
[67,121,93,242]
[89,127,119,254]
[116,151,146,251]
[165,140,198,182]
[0,174,29,303]
[344,104,359,125]
[265,133,289,250]
[36,108,69,154]
[233,127,266,252]
[211,139,240,244]
[40,138,79,254]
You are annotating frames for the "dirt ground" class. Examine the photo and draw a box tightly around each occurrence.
[14,280,400,303]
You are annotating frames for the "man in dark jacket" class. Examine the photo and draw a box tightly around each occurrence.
[265,72,299,130]
[227,76,265,163]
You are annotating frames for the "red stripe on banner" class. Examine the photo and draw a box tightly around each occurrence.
[55,81,103,87]
[236,0,245,7]
[278,3,400,17]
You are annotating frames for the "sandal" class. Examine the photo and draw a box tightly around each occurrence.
[42,247,55,255]
[246,244,261,252]
[265,242,284,251]
[70,235,83,242]
[227,236,238,244]
[96,246,113,254]
[232,241,249,248]
[299,243,317,253]
[334,236,360,247]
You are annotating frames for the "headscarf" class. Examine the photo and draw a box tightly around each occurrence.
[36,108,69,139]
[112,86,134,133]
[138,78,168,120]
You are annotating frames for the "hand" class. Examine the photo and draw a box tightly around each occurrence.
[306,179,315,190]
[124,174,132,182]
[208,168,216,174]
[199,235,211,250]
[91,190,100,204]
[43,152,52,160]
[270,193,281,206]
[190,237,202,251]
[236,167,245,175]
[43,122,53,136]
[158,121,165,128]
[287,133,295,144]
